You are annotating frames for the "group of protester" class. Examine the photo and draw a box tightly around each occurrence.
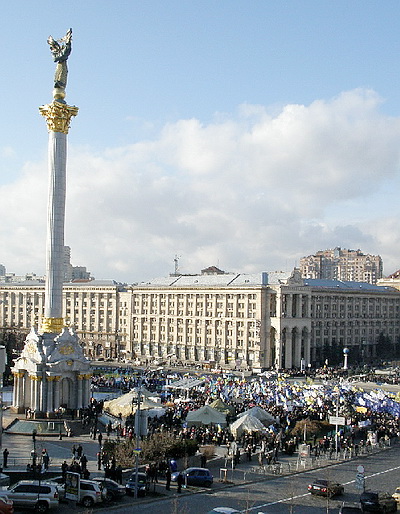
[79,363,400,493]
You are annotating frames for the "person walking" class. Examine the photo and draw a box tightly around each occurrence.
[177,472,184,493]
[61,461,68,481]
[3,449,9,468]
[166,468,171,491]
[76,445,83,458]
[42,450,50,471]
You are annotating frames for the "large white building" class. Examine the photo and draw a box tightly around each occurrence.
[1,268,400,370]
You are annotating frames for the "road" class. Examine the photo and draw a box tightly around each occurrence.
[99,444,400,514]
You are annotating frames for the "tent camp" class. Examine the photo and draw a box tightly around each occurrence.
[237,406,277,425]
[230,414,269,438]
[209,399,235,416]
[185,405,227,427]
[103,390,165,418]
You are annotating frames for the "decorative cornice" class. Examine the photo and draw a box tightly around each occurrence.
[46,375,60,381]
[41,317,64,334]
[39,101,78,134]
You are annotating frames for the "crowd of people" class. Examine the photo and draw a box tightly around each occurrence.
[86,365,400,479]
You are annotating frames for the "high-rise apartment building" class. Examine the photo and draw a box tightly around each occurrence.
[300,247,383,284]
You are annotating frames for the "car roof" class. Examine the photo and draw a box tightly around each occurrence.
[15,480,56,486]
[93,478,119,485]
[185,467,210,472]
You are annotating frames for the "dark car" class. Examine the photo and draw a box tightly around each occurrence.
[125,473,150,497]
[171,467,213,488]
[360,491,397,512]
[308,479,344,498]
[92,478,126,501]
[339,502,363,513]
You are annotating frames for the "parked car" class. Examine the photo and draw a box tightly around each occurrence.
[46,476,65,501]
[0,497,13,514]
[0,476,9,488]
[92,478,126,501]
[0,480,59,513]
[338,502,363,513]
[56,479,106,508]
[360,491,397,512]
[125,473,150,497]
[308,479,344,498]
[172,467,213,488]
[206,509,240,514]
[393,487,400,503]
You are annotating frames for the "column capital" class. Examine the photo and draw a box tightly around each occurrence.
[39,101,78,134]
[41,317,64,334]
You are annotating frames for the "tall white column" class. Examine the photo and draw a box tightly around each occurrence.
[77,376,83,410]
[47,377,54,413]
[39,101,78,334]
[54,377,61,410]
[44,131,67,321]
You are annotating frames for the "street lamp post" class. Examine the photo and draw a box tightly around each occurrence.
[0,346,6,469]
[343,347,349,370]
[31,429,37,475]
[133,373,142,500]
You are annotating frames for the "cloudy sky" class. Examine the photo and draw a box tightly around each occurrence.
[2,1,400,283]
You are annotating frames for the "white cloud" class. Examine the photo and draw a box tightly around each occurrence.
[0,88,400,282]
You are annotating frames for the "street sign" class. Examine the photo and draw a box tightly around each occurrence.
[357,465,365,474]
[65,471,80,502]
[329,415,346,425]
[133,448,141,454]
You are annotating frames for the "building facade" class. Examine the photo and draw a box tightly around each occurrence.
[0,280,127,362]
[1,270,400,370]
[300,247,383,284]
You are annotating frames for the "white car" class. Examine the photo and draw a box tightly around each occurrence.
[56,479,106,508]
[206,509,240,514]
[0,480,59,512]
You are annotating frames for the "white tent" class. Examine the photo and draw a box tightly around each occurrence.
[230,414,269,438]
[185,405,227,427]
[237,406,277,425]
[103,391,164,418]
[166,378,205,390]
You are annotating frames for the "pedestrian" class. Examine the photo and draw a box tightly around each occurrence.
[3,449,9,468]
[98,432,103,447]
[80,454,88,471]
[42,450,49,471]
[115,465,123,485]
[200,453,207,468]
[97,452,102,471]
[106,421,112,437]
[166,468,171,490]
[177,472,184,493]
[61,461,68,481]
[77,445,83,458]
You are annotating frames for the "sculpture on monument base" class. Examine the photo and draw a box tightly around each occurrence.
[47,28,72,101]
